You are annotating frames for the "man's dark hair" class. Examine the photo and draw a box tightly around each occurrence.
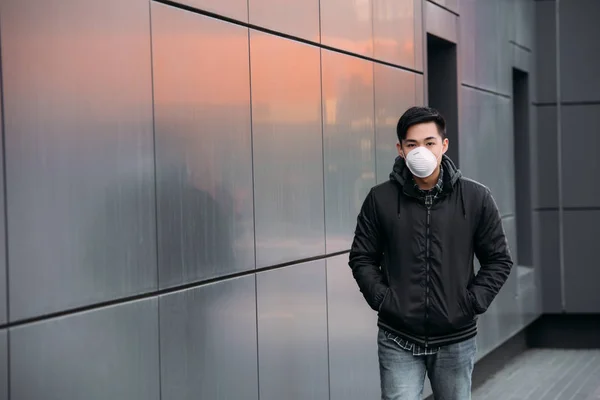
[396,106,446,142]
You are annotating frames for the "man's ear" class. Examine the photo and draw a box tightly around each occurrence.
[442,138,449,154]
[396,142,405,158]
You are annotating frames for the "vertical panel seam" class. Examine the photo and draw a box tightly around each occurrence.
[371,0,378,184]
[147,3,162,399]
[247,24,261,400]
[555,0,566,312]
[318,43,331,399]
[0,1,12,395]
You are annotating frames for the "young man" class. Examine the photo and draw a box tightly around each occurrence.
[349,106,513,400]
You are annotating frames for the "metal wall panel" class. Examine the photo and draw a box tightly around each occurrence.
[152,3,255,288]
[430,0,458,14]
[257,260,328,400]
[559,0,600,103]
[320,0,373,57]
[168,0,248,23]
[459,0,476,86]
[459,87,514,217]
[0,95,5,325]
[327,255,379,400]
[373,65,419,184]
[494,217,521,337]
[10,299,160,400]
[0,330,6,400]
[561,105,600,208]
[533,106,558,209]
[425,1,458,44]
[250,31,325,267]
[536,210,561,313]
[534,1,557,103]
[513,0,534,52]
[372,0,420,69]
[1,0,157,320]
[563,210,600,313]
[160,276,258,400]
[322,50,375,253]
[249,0,319,42]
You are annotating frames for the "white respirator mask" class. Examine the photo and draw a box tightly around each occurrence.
[404,147,441,178]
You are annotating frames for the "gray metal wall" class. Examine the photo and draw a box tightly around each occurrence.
[0,0,538,399]
[535,0,600,314]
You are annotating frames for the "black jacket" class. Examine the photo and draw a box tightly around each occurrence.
[349,155,513,348]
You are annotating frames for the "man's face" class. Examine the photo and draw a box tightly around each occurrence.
[396,121,449,161]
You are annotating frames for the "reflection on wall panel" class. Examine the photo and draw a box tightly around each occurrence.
[327,255,380,400]
[322,50,375,253]
[560,105,600,208]
[168,0,248,23]
[160,276,258,400]
[459,87,514,217]
[320,0,373,57]
[0,330,6,400]
[249,0,319,42]
[494,217,521,338]
[374,64,419,184]
[152,3,255,288]
[1,0,157,321]
[10,299,160,400]
[563,210,600,313]
[257,261,328,400]
[0,95,5,325]
[373,0,420,69]
[533,106,558,209]
[250,31,325,267]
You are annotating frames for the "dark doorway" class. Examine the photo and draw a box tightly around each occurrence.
[427,34,459,166]
[513,68,533,267]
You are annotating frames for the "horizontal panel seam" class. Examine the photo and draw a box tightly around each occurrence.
[153,0,424,75]
[0,249,350,330]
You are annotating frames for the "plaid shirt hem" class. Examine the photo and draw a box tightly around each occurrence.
[382,329,440,356]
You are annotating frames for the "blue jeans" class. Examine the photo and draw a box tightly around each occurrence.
[378,329,477,400]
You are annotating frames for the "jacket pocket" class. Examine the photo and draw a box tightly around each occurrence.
[378,287,391,313]
[458,291,476,320]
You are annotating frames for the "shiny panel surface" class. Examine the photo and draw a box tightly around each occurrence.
[425,0,458,43]
[1,0,157,320]
[322,50,375,252]
[10,299,160,400]
[0,330,6,400]
[534,1,556,103]
[320,0,373,57]
[559,0,600,103]
[536,210,561,313]
[250,31,325,266]
[327,255,379,400]
[160,276,258,400]
[374,65,419,184]
[249,0,319,42]
[430,0,458,14]
[533,106,558,209]
[459,0,476,85]
[372,0,419,69]
[494,217,520,337]
[0,97,5,325]
[152,3,255,288]
[168,0,248,23]
[257,261,328,400]
[561,105,600,208]
[563,210,600,313]
[459,87,514,217]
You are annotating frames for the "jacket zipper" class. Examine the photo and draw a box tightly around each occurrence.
[425,200,432,348]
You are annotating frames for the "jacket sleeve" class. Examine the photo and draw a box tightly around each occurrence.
[469,189,514,314]
[349,189,388,311]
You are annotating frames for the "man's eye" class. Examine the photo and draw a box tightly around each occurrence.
[427,143,435,146]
